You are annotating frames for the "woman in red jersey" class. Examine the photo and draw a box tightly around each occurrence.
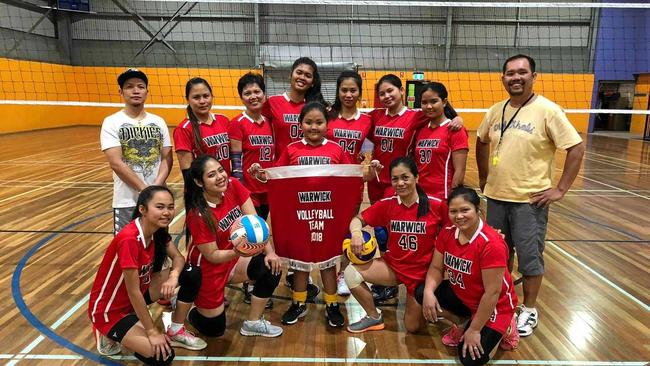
[174,77,232,186]
[229,72,274,219]
[326,70,374,297]
[184,155,283,339]
[414,82,468,200]
[88,186,206,365]
[418,186,519,365]
[344,156,448,334]
[262,57,327,158]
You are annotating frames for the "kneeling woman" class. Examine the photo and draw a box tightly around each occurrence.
[89,186,206,366]
[417,186,519,366]
[345,156,448,333]
[185,155,283,338]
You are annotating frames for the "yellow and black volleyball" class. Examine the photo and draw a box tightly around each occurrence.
[342,231,378,265]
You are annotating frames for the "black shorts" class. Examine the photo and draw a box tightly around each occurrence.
[106,290,155,342]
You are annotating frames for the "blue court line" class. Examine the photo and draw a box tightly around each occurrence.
[11,211,122,366]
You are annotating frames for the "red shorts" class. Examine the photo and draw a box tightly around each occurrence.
[194,258,238,309]
[478,309,515,335]
[367,180,392,204]
[383,255,426,297]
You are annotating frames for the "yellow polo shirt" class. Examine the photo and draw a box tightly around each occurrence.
[477,95,582,203]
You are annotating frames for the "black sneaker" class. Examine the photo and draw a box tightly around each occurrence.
[243,282,273,309]
[282,302,307,325]
[325,303,345,328]
[371,285,398,305]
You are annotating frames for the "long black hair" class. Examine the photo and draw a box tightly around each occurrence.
[291,57,327,105]
[329,70,362,120]
[184,155,220,237]
[185,77,213,155]
[389,156,429,219]
[131,185,174,273]
[419,82,458,120]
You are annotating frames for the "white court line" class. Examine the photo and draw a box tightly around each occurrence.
[585,151,650,169]
[2,354,647,365]
[581,156,640,172]
[0,165,107,204]
[10,210,186,363]
[0,179,183,186]
[548,241,650,312]
[0,141,98,163]
[577,174,650,200]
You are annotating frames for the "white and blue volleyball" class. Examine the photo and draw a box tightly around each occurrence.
[229,214,270,256]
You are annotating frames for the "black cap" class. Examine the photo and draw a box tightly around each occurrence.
[117,68,148,88]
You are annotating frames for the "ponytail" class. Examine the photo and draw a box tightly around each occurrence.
[415,184,430,219]
[186,105,205,155]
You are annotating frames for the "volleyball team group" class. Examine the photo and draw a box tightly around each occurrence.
[89,53,585,366]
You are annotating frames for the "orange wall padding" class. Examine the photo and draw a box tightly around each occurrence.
[0,57,593,134]
[630,73,649,135]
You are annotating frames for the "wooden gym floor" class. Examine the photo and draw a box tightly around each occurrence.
[0,126,648,365]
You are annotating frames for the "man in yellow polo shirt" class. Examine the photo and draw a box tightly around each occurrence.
[476,54,585,337]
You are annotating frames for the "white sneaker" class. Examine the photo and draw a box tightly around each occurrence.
[167,325,207,350]
[517,305,538,337]
[95,332,121,356]
[337,271,350,296]
[240,316,283,337]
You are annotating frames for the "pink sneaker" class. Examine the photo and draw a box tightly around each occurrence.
[441,324,464,347]
[167,325,207,351]
[499,314,520,350]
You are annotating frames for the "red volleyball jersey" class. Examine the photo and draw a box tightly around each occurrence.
[414,120,469,199]
[262,93,304,159]
[326,111,373,163]
[186,178,250,266]
[435,220,518,316]
[228,112,274,195]
[89,219,157,326]
[173,114,232,175]
[275,138,352,167]
[369,107,428,184]
[361,195,449,286]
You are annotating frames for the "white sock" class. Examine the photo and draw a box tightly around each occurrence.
[169,322,184,334]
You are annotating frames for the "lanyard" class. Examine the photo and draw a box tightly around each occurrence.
[497,93,535,148]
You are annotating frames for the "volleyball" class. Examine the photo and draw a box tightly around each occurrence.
[342,231,378,265]
[230,215,270,257]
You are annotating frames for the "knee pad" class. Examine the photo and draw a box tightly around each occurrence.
[344,264,364,290]
[414,282,425,305]
[188,308,226,337]
[374,226,388,252]
[177,265,202,303]
[247,254,280,299]
[134,348,175,366]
